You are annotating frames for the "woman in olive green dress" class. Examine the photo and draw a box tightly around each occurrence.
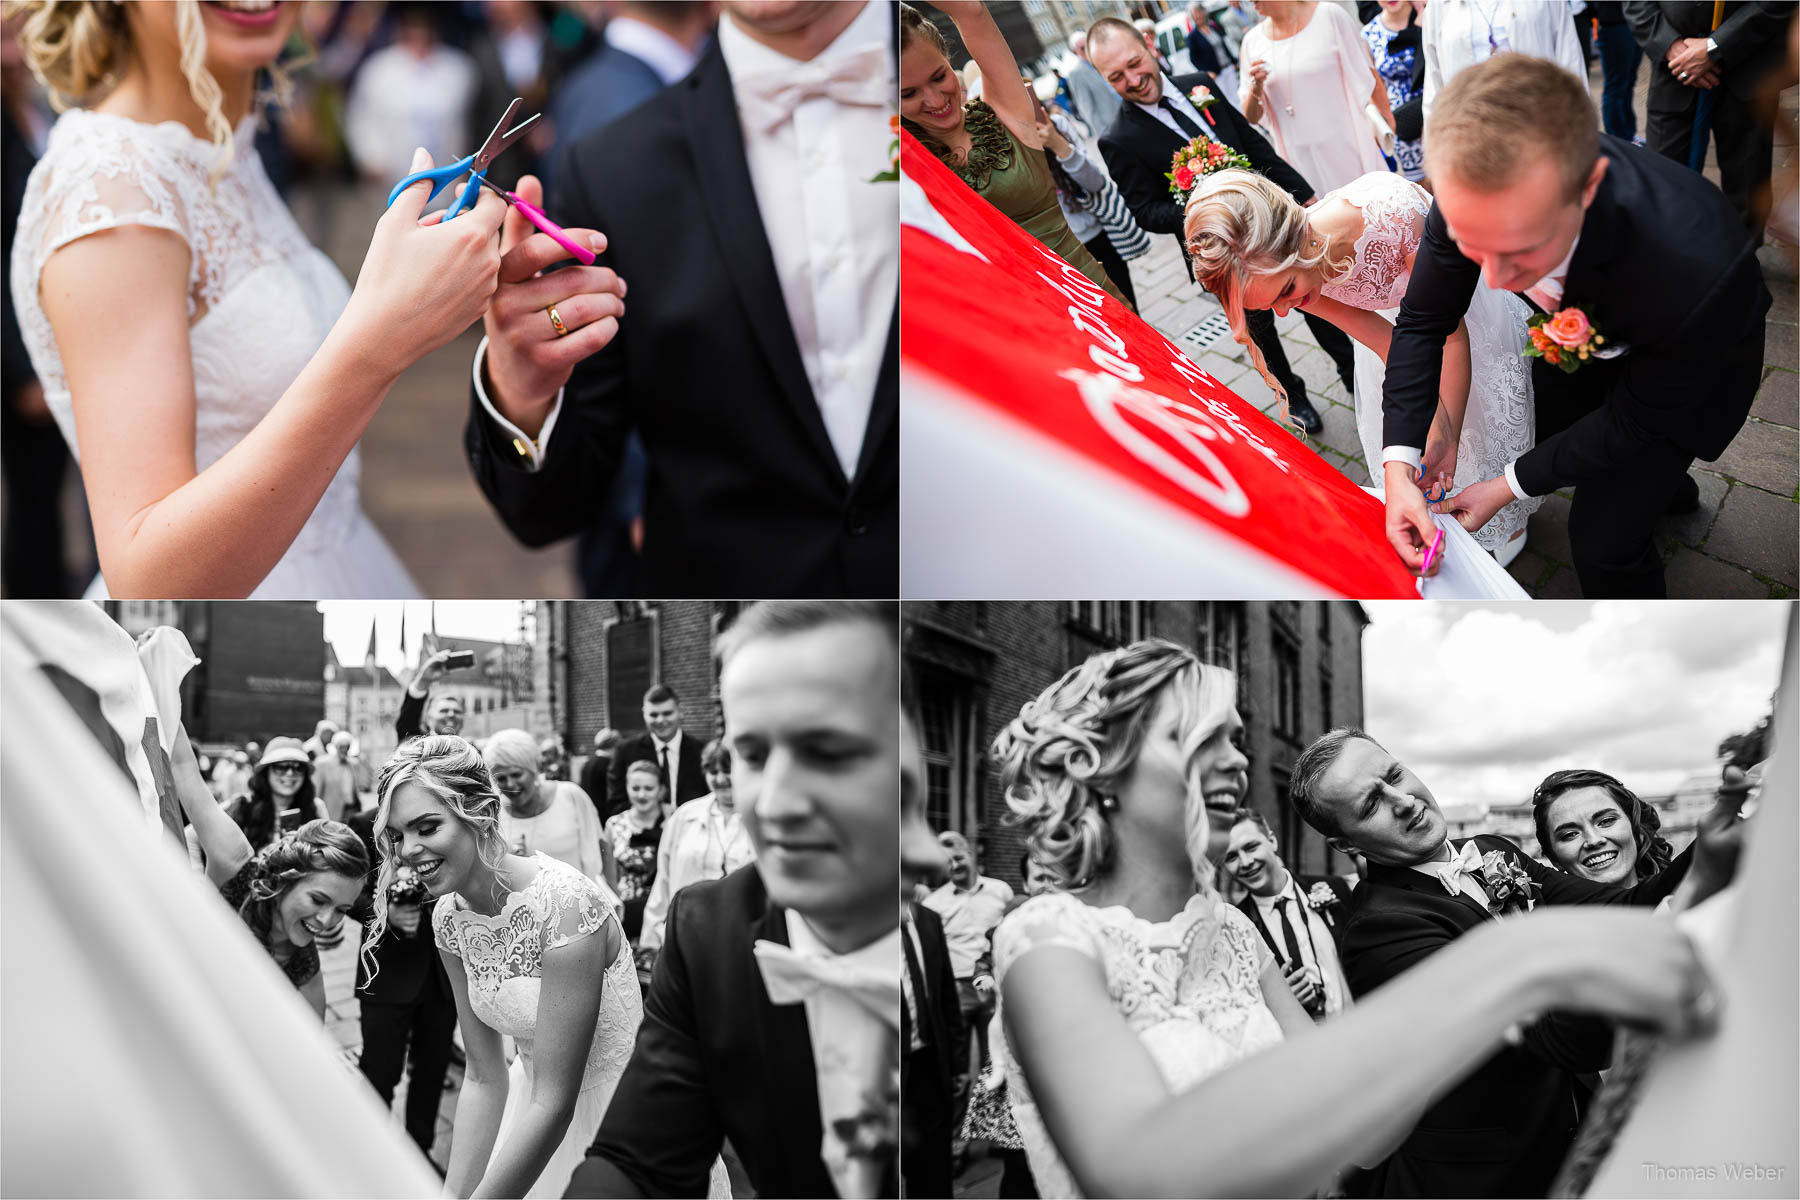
[901,1,1133,310]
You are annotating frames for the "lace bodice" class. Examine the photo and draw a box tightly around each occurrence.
[1317,171,1432,312]
[8,109,403,593]
[434,856,641,1092]
[990,891,1284,1198]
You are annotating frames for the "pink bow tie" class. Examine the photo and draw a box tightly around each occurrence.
[735,47,893,134]
[754,940,902,1028]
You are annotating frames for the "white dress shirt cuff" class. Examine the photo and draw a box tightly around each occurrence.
[1503,460,1533,502]
[1381,446,1423,473]
[472,335,566,473]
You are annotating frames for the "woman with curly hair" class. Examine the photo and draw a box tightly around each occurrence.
[986,638,1723,1198]
[168,727,367,1018]
[1532,768,1676,887]
[6,0,512,597]
[367,735,726,1199]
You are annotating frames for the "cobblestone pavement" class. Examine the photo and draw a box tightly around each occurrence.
[1115,68,1798,599]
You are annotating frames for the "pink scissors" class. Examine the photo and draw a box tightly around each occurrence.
[468,174,596,266]
[1419,527,1446,576]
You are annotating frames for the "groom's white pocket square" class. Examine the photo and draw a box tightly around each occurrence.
[1593,342,1629,360]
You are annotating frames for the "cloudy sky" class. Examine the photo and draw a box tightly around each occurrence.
[318,601,532,676]
[1358,601,1790,812]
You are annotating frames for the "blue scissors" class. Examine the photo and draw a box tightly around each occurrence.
[386,96,541,220]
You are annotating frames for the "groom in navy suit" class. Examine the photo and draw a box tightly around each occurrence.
[1381,54,1770,597]
[1288,726,1747,1198]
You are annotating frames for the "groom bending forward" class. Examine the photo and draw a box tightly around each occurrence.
[1381,54,1770,598]
[1289,727,1745,1198]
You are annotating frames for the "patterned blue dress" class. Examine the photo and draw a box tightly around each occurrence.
[1362,16,1425,181]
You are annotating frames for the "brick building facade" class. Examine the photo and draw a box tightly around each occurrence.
[903,601,1367,887]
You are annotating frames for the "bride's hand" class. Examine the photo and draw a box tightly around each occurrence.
[341,148,506,378]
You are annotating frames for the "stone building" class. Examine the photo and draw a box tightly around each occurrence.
[903,601,1367,886]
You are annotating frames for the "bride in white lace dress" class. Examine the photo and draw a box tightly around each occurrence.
[987,641,1308,1199]
[8,1,505,597]
[372,737,728,1199]
[1185,168,1539,558]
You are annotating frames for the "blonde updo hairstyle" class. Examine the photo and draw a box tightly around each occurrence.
[1183,169,1348,426]
[992,639,1237,893]
[361,735,509,982]
[5,0,308,186]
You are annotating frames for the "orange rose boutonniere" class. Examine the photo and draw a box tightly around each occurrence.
[1523,305,1622,374]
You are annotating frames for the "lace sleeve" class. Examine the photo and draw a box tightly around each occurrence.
[1219,904,1276,976]
[539,862,611,951]
[992,893,1100,985]
[432,896,459,957]
[17,116,202,321]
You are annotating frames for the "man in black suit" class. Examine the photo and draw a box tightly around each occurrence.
[567,600,901,1198]
[1222,807,1353,1020]
[1087,16,1359,436]
[606,683,705,819]
[347,807,458,1163]
[467,0,896,598]
[1623,0,1796,237]
[395,649,467,744]
[1382,54,1772,597]
[1288,726,1743,1198]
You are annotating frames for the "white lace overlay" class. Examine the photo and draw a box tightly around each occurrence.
[990,891,1284,1199]
[1316,172,1541,552]
[9,109,415,598]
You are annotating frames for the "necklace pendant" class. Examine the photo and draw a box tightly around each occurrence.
[1285,104,1295,116]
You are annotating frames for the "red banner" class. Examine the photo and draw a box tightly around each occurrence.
[900,130,1417,599]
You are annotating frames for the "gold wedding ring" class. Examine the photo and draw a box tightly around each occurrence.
[546,304,569,337]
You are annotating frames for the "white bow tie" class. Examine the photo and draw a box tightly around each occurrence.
[735,47,893,134]
[1437,840,1487,896]
[753,939,902,1029]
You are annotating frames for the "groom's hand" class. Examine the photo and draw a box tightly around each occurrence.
[1434,474,1510,536]
[1384,461,1440,577]
[483,173,627,438]
[1678,765,1753,910]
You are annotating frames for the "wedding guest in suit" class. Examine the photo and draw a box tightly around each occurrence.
[544,0,719,597]
[568,600,901,1199]
[639,738,756,954]
[1624,0,1796,237]
[348,802,458,1163]
[1287,726,1748,1198]
[1383,55,1772,596]
[607,684,705,817]
[1088,15,1358,433]
[1223,807,1352,1020]
[1531,768,1677,887]
[902,2,1131,307]
[1064,32,1124,132]
[965,644,1728,1199]
[470,0,896,598]
[397,649,468,743]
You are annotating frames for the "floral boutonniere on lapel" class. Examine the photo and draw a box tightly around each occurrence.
[1187,85,1220,127]
[1523,305,1626,373]
[1478,850,1541,916]
[1305,880,1342,923]
[869,114,899,183]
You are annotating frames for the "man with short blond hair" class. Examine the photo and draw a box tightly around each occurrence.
[1381,53,1770,599]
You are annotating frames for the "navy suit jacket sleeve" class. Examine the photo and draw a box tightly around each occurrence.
[395,688,425,744]
[466,135,633,549]
[570,885,724,1198]
[1383,201,1481,450]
